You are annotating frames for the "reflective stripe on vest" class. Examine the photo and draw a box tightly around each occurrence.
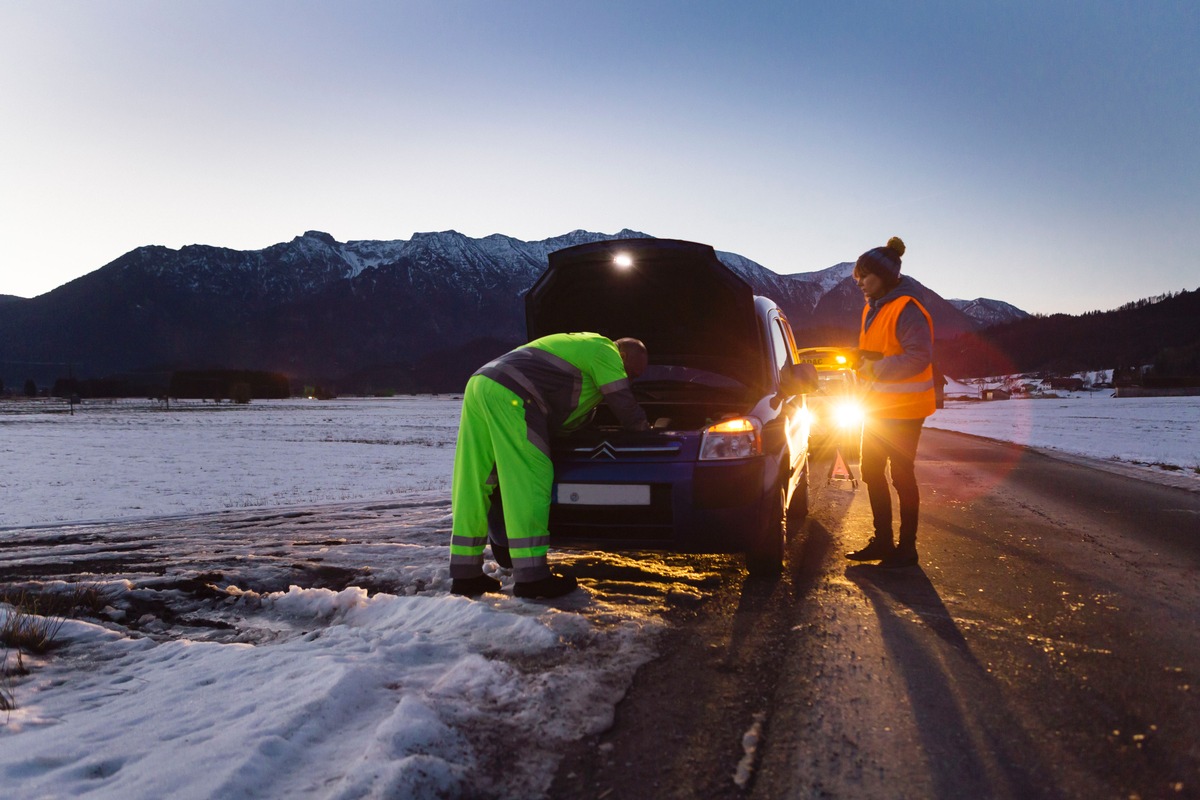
[859,296,936,419]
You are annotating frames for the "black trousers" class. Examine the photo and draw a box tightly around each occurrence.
[860,417,925,546]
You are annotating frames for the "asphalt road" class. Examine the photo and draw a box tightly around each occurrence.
[550,429,1200,800]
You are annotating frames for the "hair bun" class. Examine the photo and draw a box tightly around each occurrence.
[886,236,906,257]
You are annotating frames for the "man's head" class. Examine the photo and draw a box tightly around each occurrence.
[853,236,906,301]
[615,337,648,380]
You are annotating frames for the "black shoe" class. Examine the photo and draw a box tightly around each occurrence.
[845,536,894,561]
[514,572,578,599]
[451,574,502,597]
[490,543,513,569]
[879,547,918,569]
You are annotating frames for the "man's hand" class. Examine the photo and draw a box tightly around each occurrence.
[850,348,884,370]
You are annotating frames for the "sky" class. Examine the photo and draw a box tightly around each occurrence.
[1,1,1197,315]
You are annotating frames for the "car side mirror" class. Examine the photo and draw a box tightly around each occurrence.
[781,363,819,396]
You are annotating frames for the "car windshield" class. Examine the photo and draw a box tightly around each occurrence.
[815,371,855,395]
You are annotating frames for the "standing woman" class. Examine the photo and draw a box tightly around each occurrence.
[844,237,937,568]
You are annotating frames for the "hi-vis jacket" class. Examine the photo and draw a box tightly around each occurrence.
[476,333,648,448]
[858,278,937,420]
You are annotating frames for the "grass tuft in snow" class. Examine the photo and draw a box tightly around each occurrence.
[1,648,19,712]
[1,583,109,655]
[0,583,111,711]
[1,595,68,655]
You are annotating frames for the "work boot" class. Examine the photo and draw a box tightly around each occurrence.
[880,542,918,569]
[450,574,502,597]
[514,571,578,599]
[845,536,894,562]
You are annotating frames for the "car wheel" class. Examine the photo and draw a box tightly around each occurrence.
[746,482,785,576]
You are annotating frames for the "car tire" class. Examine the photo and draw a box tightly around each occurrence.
[746,482,786,577]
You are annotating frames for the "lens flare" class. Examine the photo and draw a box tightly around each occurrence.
[834,401,864,428]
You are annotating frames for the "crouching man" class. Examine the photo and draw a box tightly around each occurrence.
[449,333,649,599]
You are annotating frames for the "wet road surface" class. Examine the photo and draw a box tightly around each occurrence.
[551,429,1200,800]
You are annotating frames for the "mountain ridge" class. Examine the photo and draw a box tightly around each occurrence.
[948,297,1032,328]
[0,229,1040,393]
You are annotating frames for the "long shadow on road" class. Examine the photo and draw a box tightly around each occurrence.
[847,565,1062,800]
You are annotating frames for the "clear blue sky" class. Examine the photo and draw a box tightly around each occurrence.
[2,1,1196,315]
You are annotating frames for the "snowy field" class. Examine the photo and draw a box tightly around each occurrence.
[2,393,1195,530]
[927,393,1200,477]
[0,396,460,528]
[0,393,1197,799]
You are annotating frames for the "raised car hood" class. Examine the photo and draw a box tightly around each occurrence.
[525,238,766,392]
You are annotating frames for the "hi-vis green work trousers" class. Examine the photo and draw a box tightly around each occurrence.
[450,375,554,583]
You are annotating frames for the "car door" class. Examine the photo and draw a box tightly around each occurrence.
[768,311,810,472]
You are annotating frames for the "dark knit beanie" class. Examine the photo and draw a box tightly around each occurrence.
[855,236,906,282]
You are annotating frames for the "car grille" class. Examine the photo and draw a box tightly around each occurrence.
[564,441,683,460]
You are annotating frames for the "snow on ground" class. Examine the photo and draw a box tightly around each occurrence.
[927,394,1200,477]
[1,533,684,800]
[0,393,1197,799]
[0,396,457,528]
[0,397,716,799]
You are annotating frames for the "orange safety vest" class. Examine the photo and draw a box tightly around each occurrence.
[859,296,937,419]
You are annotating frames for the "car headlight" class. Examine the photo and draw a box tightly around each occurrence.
[700,417,762,460]
[834,400,864,428]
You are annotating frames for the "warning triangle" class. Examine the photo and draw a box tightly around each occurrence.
[831,450,852,479]
[827,447,858,486]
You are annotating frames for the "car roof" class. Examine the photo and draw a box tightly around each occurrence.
[525,238,767,391]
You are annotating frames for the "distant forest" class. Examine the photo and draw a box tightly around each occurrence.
[931,288,1200,380]
[795,288,1199,382]
[10,289,1196,398]
[46,370,291,402]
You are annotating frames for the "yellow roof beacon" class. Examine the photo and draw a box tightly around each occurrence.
[795,347,855,372]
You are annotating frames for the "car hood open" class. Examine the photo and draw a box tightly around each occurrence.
[525,238,767,393]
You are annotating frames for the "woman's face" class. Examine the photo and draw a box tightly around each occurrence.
[854,268,889,301]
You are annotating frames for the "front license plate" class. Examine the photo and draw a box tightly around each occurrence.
[556,483,651,506]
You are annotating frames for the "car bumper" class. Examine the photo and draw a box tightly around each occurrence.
[547,457,775,552]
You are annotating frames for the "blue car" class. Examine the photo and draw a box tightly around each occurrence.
[519,238,818,575]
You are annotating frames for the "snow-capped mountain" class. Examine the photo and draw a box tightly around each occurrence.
[0,229,998,393]
[786,262,858,295]
[120,228,652,303]
[949,298,1031,327]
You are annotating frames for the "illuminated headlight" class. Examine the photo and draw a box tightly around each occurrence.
[834,401,864,429]
[700,417,762,460]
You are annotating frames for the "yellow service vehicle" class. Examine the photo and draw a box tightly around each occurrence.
[795,347,864,452]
